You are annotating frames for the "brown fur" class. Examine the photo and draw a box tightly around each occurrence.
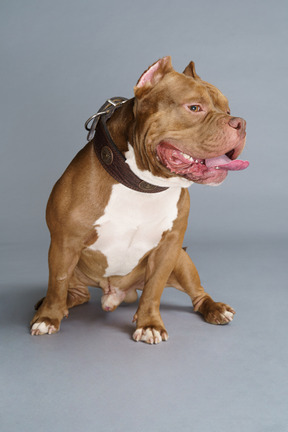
[31,57,245,341]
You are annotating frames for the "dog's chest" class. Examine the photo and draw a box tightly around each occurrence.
[88,184,181,276]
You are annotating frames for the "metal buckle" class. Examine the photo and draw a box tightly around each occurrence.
[85,98,127,141]
[84,111,106,141]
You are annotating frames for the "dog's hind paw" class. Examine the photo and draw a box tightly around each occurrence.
[202,302,236,325]
[222,310,234,322]
[133,327,169,344]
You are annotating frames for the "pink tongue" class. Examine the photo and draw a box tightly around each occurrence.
[205,155,249,171]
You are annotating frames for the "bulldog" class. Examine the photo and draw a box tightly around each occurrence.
[31,56,248,344]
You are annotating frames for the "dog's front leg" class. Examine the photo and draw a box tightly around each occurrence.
[30,237,81,335]
[132,232,182,344]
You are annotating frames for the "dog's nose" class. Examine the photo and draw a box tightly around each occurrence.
[228,117,246,138]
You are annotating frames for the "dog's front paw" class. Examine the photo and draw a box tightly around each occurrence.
[202,301,235,325]
[133,327,169,344]
[30,316,62,335]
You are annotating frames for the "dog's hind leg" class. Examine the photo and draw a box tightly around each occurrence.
[34,271,90,312]
[167,249,235,325]
[30,237,83,335]
[67,284,90,309]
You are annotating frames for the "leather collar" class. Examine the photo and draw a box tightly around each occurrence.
[85,98,168,193]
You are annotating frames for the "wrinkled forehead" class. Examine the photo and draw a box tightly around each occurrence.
[156,72,230,112]
[201,80,230,111]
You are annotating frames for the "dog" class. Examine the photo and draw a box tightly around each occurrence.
[31,56,248,344]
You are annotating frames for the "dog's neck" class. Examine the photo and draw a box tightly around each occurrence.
[93,99,169,193]
[106,98,135,154]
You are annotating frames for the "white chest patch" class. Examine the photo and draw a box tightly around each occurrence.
[88,185,182,277]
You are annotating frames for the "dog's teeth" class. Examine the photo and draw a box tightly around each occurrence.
[215,166,220,170]
[200,161,204,165]
[181,152,193,161]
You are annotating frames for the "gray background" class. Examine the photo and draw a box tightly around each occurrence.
[1,1,287,431]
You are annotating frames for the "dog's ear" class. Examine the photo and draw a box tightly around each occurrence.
[183,61,201,80]
[134,56,173,98]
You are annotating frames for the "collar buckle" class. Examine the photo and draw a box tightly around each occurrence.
[85,97,128,141]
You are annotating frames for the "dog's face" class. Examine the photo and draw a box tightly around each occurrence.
[133,56,248,185]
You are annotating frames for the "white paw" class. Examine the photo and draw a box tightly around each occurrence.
[133,328,168,344]
[31,322,56,335]
[101,288,126,312]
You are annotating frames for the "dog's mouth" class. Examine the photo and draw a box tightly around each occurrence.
[156,142,249,183]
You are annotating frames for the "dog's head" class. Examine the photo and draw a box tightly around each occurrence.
[132,56,248,186]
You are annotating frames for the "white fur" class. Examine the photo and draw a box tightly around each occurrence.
[222,311,234,322]
[101,286,126,311]
[133,328,166,344]
[88,144,189,277]
[88,184,182,276]
[31,322,55,335]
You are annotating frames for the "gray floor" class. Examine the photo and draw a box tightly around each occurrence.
[1,236,287,432]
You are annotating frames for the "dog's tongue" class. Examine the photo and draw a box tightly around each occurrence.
[205,155,249,171]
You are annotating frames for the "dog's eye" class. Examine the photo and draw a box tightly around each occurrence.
[189,105,201,112]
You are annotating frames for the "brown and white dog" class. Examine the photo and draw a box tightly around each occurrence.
[31,56,248,344]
